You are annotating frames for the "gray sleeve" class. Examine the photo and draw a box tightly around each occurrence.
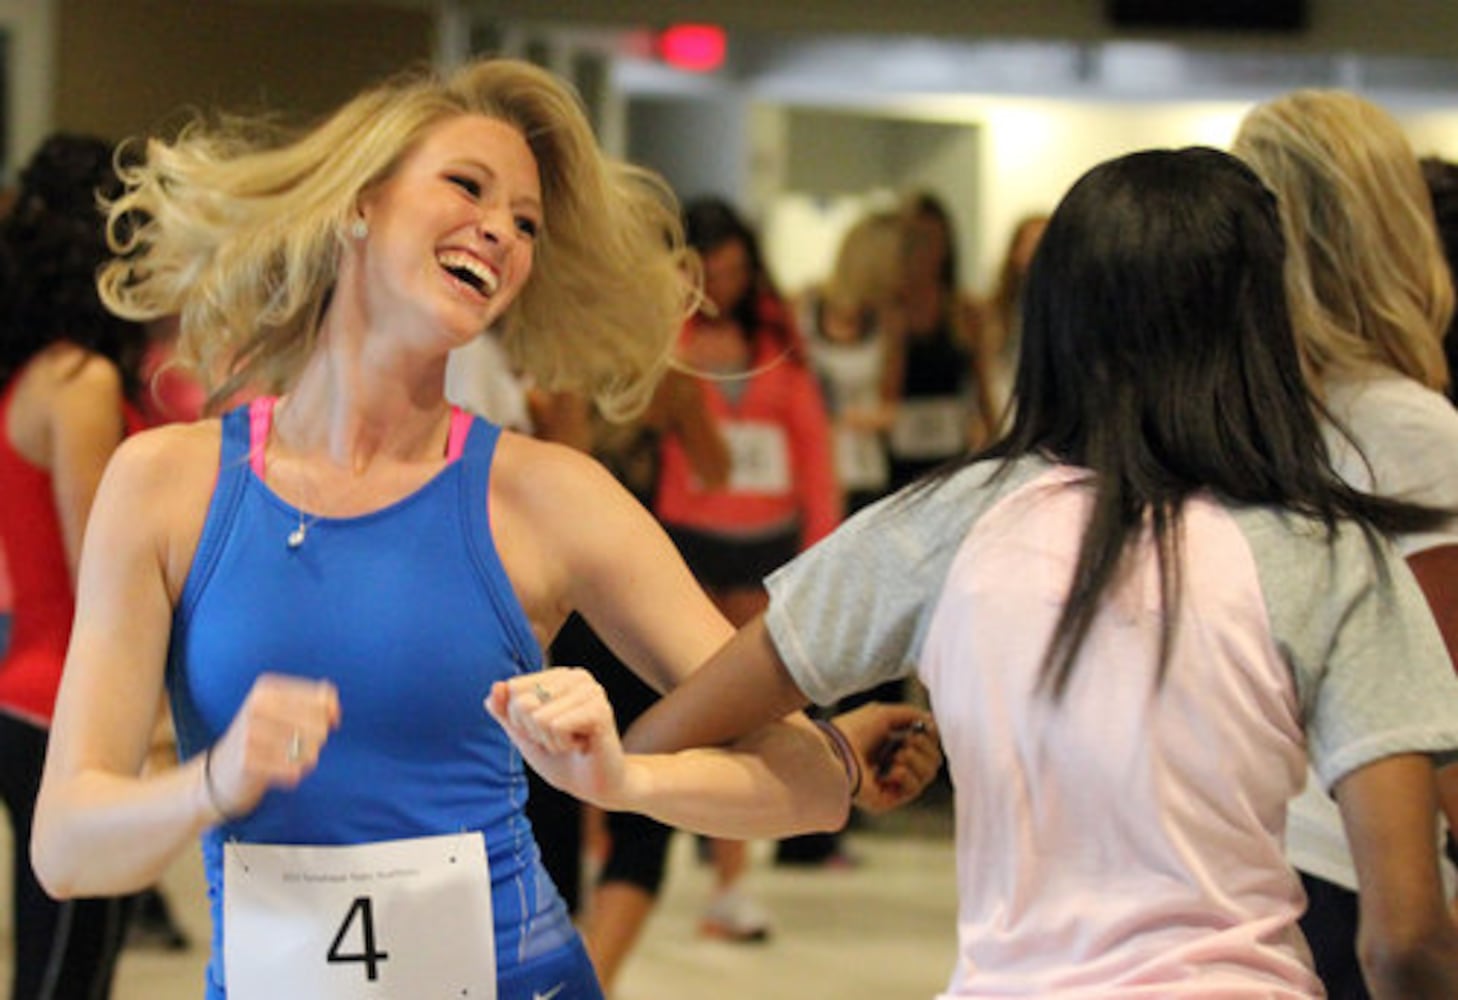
[1245,510,1458,790]
[764,459,1037,707]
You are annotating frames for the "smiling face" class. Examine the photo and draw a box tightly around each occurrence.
[352,113,543,346]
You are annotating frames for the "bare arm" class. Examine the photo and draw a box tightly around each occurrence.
[33,426,340,897]
[625,618,807,749]
[33,429,215,895]
[652,370,730,491]
[1405,544,1458,837]
[493,434,734,693]
[486,666,851,838]
[486,442,858,830]
[490,440,939,824]
[1336,753,1458,998]
[31,351,127,583]
[623,616,941,813]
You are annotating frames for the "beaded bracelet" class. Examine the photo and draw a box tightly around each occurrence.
[812,718,862,799]
[202,745,239,824]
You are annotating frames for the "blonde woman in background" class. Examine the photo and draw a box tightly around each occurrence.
[31,58,932,1000]
[1234,88,1458,1000]
[798,208,903,516]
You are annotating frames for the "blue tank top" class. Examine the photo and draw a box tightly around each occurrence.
[168,401,576,995]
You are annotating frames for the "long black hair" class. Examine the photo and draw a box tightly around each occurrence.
[939,147,1447,696]
[0,133,148,395]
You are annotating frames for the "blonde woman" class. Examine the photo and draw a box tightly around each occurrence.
[31,58,936,1000]
[1234,89,1458,999]
[798,208,903,515]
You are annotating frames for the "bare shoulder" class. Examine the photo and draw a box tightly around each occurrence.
[39,343,123,392]
[492,428,623,510]
[109,419,222,488]
[487,429,641,641]
[99,420,224,593]
[11,342,123,417]
[102,419,223,535]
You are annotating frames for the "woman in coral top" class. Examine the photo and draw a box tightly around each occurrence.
[654,196,842,941]
[656,198,841,622]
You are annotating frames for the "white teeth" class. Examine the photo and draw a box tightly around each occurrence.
[437,251,500,296]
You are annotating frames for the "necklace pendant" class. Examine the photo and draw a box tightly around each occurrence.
[287,525,307,549]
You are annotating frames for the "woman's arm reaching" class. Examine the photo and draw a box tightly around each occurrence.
[485,666,851,838]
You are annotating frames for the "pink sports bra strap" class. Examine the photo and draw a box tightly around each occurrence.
[446,406,472,462]
[248,396,278,478]
[248,397,469,474]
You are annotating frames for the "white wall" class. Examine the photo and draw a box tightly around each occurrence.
[757,94,1458,300]
[969,99,1254,294]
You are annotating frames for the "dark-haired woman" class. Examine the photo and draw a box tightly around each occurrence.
[494,147,1458,998]
[653,196,842,941]
[0,133,147,999]
[883,192,998,492]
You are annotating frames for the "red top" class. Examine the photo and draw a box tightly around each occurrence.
[0,544,11,614]
[655,314,842,549]
[0,368,146,725]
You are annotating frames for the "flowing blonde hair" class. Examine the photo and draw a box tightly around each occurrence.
[1232,89,1453,392]
[99,57,690,418]
[822,209,902,319]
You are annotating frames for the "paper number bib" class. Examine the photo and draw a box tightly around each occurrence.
[223,831,496,999]
[724,422,792,494]
[889,397,967,459]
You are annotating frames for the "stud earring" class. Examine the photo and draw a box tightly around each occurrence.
[349,217,369,241]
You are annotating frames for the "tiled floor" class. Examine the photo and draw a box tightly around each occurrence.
[3,808,959,999]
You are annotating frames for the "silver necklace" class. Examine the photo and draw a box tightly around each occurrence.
[282,471,329,551]
[275,405,454,551]
[284,484,338,550]
[286,510,315,549]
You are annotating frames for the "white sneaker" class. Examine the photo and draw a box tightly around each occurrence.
[699,889,772,943]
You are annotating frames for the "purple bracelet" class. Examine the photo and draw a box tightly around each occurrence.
[812,718,862,799]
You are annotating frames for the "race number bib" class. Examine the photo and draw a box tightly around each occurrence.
[724,421,792,494]
[223,831,495,999]
[833,426,889,492]
[889,397,967,459]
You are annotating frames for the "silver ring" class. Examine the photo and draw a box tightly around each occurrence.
[533,682,553,705]
[287,730,303,763]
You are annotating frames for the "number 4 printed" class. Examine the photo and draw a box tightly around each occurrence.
[328,896,390,981]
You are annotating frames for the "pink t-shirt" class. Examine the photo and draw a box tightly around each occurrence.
[767,457,1458,997]
[921,469,1313,996]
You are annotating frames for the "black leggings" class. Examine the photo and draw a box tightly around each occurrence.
[0,712,131,999]
[1298,870,1370,1000]
[529,615,672,913]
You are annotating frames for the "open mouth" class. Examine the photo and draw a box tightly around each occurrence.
[437,250,500,297]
